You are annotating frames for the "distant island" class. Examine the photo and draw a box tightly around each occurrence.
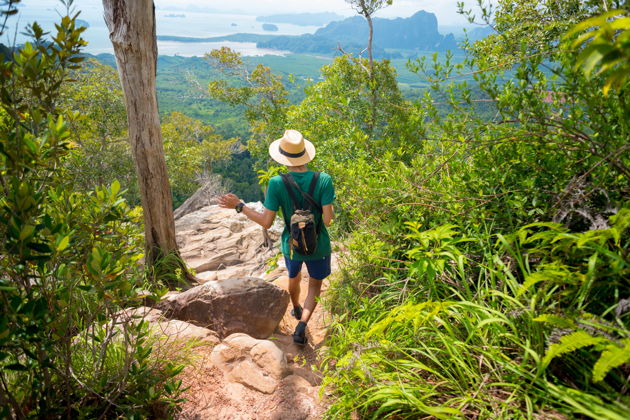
[257,11,458,57]
[164,13,186,18]
[262,23,279,32]
[157,11,484,59]
[256,12,344,27]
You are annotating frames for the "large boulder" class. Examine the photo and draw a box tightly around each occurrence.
[175,203,282,281]
[158,277,289,339]
[211,333,289,394]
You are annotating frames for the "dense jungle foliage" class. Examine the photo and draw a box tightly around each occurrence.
[310,1,629,418]
[1,0,629,418]
[209,0,629,418]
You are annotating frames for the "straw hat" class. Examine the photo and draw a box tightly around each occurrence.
[268,129,315,166]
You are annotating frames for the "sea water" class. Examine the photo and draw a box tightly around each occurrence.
[2,1,320,56]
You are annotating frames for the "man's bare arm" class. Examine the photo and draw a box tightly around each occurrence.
[217,193,276,229]
[322,204,334,227]
[243,206,276,229]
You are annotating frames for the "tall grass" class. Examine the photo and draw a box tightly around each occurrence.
[321,210,630,419]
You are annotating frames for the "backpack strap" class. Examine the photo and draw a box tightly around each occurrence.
[283,172,323,213]
[280,174,300,226]
[307,172,324,234]
[308,171,320,200]
[280,174,301,209]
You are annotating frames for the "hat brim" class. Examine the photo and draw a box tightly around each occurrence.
[268,138,316,166]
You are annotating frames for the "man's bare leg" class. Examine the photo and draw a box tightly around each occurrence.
[288,271,301,308]
[292,277,323,345]
[300,277,323,323]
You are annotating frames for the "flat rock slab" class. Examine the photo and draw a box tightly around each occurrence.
[118,306,220,345]
[158,277,289,339]
[175,203,282,280]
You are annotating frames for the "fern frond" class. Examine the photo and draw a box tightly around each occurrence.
[546,383,630,420]
[518,262,576,296]
[542,330,606,367]
[592,339,630,382]
[533,314,576,329]
[366,301,451,337]
[610,208,630,245]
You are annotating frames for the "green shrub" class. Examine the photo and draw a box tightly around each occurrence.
[0,6,185,418]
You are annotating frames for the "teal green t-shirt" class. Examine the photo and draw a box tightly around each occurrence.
[263,171,335,261]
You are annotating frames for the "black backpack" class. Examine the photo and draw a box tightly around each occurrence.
[280,172,322,258]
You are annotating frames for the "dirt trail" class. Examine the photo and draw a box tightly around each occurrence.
[176,263,333,420]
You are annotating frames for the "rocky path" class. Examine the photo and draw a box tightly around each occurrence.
[175,269,331,420]
[169,204,334,419]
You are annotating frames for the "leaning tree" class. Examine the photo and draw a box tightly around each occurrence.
[103,0,193,286]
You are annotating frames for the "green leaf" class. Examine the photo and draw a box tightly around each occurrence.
[566,10,627,39]
[19,224,35,241]
[576,42,615,77]
[518,263,574,296]
[542,330,606,367]
[592,339,630,382]
[610,16,630,31]
[56,235,70,251]
[603,66,630,95]
[111,179,120,196]
[533,314,575,329]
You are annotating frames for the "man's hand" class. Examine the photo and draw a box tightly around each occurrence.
[217,193,241,209]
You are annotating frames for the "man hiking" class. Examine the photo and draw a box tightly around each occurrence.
[218,129,335,346]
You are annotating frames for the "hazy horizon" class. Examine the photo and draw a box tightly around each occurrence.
[3,1,480,56]
[11,0,474,25]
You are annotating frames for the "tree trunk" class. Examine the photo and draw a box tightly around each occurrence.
[366,14,374,74]
[261,228,275,249]
[365,14,377,136]
[103,0,192,286]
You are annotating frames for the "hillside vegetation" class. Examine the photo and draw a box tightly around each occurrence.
[0,0,628,419]
[206,1,629,418]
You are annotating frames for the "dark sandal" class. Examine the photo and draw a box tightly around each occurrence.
[292,332,307,346]
[290,305,303,320]
[293,321,307,346]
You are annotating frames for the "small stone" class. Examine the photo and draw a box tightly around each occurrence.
[197,271,218,282]
[229,359,278,394]
[211,333,290,395]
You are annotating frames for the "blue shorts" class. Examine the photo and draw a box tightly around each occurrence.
[284,255,331,281]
